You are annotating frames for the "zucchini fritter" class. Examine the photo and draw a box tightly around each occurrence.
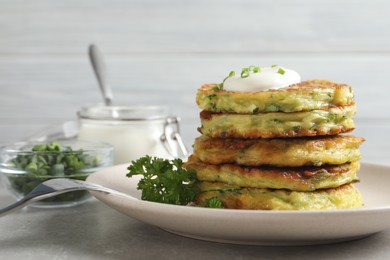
[199,104,356,139]
[185,156,360,191]
[195,182,363,210]
[193,135,364,167]
[196,79,354,114]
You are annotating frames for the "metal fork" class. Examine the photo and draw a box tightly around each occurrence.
[0,178,130,217]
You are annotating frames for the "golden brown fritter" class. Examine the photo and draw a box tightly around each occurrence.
[193,135,364,167]
[199,104,356,139]
[195,182,363,210]
[196,79,354,114]
[185,156,360,191]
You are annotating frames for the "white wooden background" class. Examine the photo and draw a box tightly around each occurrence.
[0,0,389,163]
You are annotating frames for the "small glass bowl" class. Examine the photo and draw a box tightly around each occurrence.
[0,139,114,208]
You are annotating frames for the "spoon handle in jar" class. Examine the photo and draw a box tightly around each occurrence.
[88,44,113,106]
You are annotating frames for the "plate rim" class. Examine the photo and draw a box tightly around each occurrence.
[86,161,390,245]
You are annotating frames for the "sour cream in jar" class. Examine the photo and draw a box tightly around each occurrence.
[77,106,186,164]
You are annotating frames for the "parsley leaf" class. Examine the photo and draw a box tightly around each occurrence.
[206,197,224,208]
[126,156,198,205]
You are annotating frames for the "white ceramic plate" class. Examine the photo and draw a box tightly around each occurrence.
[87,163,390,246]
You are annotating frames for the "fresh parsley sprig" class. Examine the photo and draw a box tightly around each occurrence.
[127,156,224,208]
[127,156,198,205]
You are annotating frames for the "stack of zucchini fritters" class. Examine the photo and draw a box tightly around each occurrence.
[185,79,365,210]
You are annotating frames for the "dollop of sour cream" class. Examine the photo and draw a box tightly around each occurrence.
[223,66,301,92]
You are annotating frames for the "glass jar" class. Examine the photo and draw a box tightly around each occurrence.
[77,106,187,164]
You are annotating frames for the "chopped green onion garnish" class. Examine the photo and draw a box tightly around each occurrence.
[212,85,222,91]
[277,68,285,75]
[249,65,261,73]
[217,70,236,90]
[241,67,250,78]
[218,65,286,89]
[241,66,260,78]
[253,66,260,73]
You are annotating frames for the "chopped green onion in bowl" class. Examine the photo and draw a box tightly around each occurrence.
[0,139,114,208]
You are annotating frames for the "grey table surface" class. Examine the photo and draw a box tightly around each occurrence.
[1,193,389,260]
[1,1,390,259]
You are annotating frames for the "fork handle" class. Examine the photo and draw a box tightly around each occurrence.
[0,184,80,217]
